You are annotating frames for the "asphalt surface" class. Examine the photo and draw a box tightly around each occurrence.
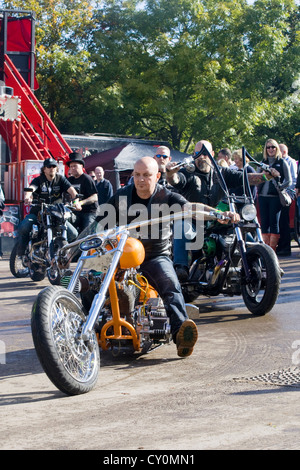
[1,243,300,451]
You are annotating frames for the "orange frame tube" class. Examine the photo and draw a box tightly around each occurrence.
[99,271,141,352]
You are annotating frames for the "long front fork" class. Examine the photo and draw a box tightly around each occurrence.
[228,202,252,281]
[46,214,53,260]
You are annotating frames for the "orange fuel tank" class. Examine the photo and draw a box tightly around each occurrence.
[119,237,145,269]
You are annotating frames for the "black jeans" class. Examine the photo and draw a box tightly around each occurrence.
[140,255,188,337]
[277,205,291,252]
[258,195,281,234]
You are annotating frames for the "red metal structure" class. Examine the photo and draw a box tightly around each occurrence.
[0,10,71,203]
[1,54,72,163]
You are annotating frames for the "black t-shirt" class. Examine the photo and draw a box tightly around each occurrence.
[68,173,98,213]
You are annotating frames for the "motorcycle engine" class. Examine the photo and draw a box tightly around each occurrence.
[134,297,171,344]
[115,271,171,344]
[30,239,47,259]
[222,266,242,295]
[202,236,217,257]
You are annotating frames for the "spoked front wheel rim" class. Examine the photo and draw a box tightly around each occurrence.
[50,297,98,383]
[244,260,264,299]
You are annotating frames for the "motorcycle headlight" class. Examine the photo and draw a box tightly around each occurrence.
[241,203,257,221]
[80,237,102,251]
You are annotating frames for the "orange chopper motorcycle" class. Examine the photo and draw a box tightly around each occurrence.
[31,211,209,396]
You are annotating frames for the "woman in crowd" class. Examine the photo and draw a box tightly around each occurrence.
[258,139,291,251]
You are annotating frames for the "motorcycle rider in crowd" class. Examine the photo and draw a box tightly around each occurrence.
[166,139,280,281]
[95,156,239,357]
[153,145,174,188]
[17,158,79,256]
[67,152,99,233]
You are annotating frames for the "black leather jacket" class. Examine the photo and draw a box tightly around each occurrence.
[171,166,243,207]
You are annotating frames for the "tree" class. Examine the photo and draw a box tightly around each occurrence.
[88,0,300,154]
[3,0,95,128]
[2,0,299,155]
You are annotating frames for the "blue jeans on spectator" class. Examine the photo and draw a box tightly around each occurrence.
[140,255,188,337]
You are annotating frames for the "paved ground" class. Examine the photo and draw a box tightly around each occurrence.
[1,244,300,451]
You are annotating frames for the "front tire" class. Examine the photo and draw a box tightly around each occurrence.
[31,286,100,395]
[241,243,281,316]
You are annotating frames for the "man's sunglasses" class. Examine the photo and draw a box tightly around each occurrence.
[155,154,169,159]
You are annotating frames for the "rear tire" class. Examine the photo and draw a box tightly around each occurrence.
[9,243,29,278]
[31,286,100,395]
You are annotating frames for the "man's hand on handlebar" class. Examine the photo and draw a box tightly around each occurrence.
[71,198,82,211]
[209,210,240,224]
[221,211,240,224]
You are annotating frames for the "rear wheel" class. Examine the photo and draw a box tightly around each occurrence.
[241,243,281,316]
[9,243,29,278]
[31,286,100,395]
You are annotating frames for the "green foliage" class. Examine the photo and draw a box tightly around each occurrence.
[2,0,300,156]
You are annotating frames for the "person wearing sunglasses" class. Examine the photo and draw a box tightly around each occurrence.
[153,146,173,187]
[258,139,292,252]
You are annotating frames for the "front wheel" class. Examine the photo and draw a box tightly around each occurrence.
[31,286,100,395]
[241,243,281,316]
